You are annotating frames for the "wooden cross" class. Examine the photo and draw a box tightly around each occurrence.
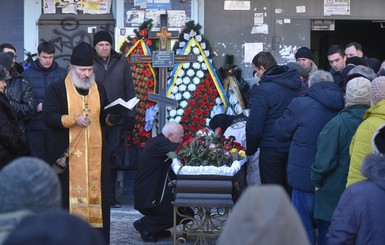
[130,14,196,133]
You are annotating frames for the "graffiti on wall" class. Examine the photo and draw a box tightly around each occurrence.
[40,16,113,68]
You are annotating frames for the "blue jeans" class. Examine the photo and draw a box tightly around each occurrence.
[292,188,315,245]
[316,219,330,245]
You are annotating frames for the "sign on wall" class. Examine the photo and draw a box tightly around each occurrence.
[324,0,350,16]
[43,0,112,14]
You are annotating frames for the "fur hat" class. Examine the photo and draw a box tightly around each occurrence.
[93,31,113,47]
[3,210,106,245]
[361,154,385,180]
[345,77,371,107]
[0,65,10,80]
[370,76,385,105]
[0,52,14,71]
[287,62,310,79]
[70,42,95,66]
[295,47,314,61]
[0,157,61,213]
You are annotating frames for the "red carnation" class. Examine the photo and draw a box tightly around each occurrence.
[197,85,205,92]
[192,116,199,123]
[194,109,202,116]
[144,38,152,46]
[202,94,209,101]
[189,124,196,132]
[206,104,213,110]
[188,100,196,107]
[207,87,213,94]
[199,118,206,125]
[147,79,154,88]
[184,108,192,115]
[203,79,210,87]
[193,92,200,99]
[139,129,148,137]
[181,115,189,122]
[202,110,209,117]
[139,29,148,37]
[198,101,205,108]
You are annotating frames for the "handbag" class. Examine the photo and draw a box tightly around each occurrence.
[111,130,139,171]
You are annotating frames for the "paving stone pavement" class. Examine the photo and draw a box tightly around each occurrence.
[110,202,219,245]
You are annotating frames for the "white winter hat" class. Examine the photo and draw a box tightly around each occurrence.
[345,77,371,107]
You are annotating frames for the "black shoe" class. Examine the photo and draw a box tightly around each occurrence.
[155,230,171,238]
[133,220,158,242]
[111,200,121,208]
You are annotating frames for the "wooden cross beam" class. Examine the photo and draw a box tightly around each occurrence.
[130,14,196,133]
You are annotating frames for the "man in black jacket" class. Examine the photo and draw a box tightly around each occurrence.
[0,44,35,131]
[93,30,136,208]
[133,121,192,242]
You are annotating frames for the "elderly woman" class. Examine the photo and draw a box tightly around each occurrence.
[0,64,27,169]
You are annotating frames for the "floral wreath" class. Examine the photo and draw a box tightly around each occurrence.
[166,21,230,138]
[121,19,157,147]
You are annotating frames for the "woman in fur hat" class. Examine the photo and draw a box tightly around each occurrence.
[328,125,385,244]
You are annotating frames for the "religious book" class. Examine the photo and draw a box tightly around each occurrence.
[104,97,140,113]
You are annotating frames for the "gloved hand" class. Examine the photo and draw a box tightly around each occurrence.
[125,116,135,131]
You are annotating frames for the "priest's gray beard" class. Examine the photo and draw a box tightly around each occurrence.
[70,69,95,90]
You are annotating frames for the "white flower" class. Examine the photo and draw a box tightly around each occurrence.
[193,77,200,85]
[175,93,182,100]
[204,50,210,56]
[179,42,186,48]
[183,33,190,41]
[175,116,181,123]
[215,97,222,105]
[183,92,191,100]
[235,104,243,114]
[180,100,188,108]
[172,86,179,94]
[205,118,210,126]
[189,30,197,37]
[195,35,202,42]
[191,41,196,47]
[200,42,206,49]
[178,69,185,77]
[177,109,184,115]
[169,118,175,122]
[176,49,181,55]
[179,84,187,92]
[183,63,190,69]
[229,93,238,105]
[193,47,200,55]
[201,63,207,70]
[169,94,175,99]
[183,77,191,84]
[197,55,204,63]
[169,109,177,118]
[188,84,196,91]
[197,70,204,78]
[192,62,200,69]
[187,69,195,77]
[176,78,182,85]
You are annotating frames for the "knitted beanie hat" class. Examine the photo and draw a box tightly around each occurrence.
[295,47,314,61]
[287,62,310,79]
[3,210,106,245]
[93,31,113,47]
[370,76,385,105]
[345,77,371,107]
[0,52,14,70]
[0,157,62,213]
[70,42,95,66]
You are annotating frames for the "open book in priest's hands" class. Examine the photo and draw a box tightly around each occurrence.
[104,97,140,113]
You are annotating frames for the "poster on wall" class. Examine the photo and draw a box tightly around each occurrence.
[115,27,136,52]
[124,0,191,29]
[43,0,112,14]
[324,0,350,16]
[125,9,145,26]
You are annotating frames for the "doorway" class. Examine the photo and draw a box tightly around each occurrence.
[311,20,385,71]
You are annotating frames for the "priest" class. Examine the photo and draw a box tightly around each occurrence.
[44,42,113,243]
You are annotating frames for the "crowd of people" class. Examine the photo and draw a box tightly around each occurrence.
[1,35,385,245]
